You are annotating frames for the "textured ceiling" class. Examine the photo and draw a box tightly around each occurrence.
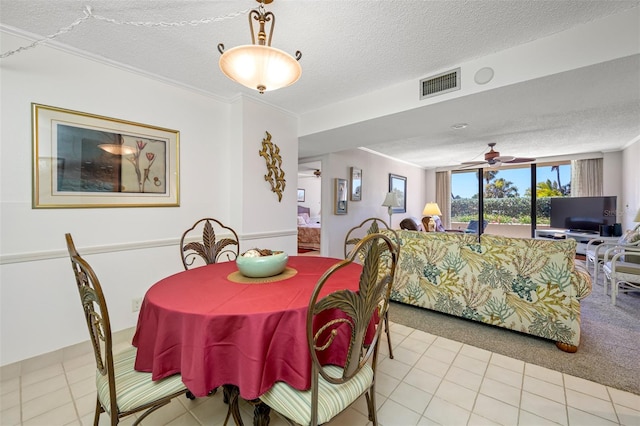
[2,0,639,169]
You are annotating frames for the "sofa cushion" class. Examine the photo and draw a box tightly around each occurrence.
[387,230,588,347]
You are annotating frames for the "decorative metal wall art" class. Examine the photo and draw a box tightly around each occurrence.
[258,131,286,202]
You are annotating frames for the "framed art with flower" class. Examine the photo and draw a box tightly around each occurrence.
[32,103,179,208]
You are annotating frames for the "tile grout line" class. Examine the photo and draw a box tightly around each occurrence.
[62,361,83,426]
[467,349,495,426]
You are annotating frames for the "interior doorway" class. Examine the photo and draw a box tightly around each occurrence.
[297,161,322,255]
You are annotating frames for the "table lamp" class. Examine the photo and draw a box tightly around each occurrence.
[382,192,399,226]
[422,202,442,232]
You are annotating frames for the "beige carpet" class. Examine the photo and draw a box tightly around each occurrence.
[388,267,640,395]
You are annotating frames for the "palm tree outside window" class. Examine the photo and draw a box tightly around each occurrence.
[449,162,571,238]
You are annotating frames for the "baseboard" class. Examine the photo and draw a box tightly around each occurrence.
[0,327,136,381]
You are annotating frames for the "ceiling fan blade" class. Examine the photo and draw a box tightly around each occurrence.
[493,155,515,163]
[459,161,487,169]
[504,157,536,164]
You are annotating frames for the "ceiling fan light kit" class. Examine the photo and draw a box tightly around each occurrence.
[460,143,535,169]
[218,0,302,94]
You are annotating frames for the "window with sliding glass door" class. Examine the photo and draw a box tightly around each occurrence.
[449,161,571,237]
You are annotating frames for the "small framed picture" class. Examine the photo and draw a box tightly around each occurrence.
[334,178,348,215]
[297,188,305,202]
[389,174,406,213]
[350,167,362,201]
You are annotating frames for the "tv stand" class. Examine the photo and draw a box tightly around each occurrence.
[568,229,599,235]
[534,229,618,255]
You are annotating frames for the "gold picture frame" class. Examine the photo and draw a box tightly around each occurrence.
[32,103,179,208]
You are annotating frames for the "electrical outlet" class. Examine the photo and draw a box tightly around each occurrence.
[131,297,143,312]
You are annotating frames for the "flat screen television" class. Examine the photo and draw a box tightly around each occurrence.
[550,196,617,234]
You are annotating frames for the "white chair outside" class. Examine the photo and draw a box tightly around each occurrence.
[603,247,640,305]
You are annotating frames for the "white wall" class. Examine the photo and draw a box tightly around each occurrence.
[0,32,297,365]
[231,97,299,253]
[621,140,640,230]
[317,149,427,258]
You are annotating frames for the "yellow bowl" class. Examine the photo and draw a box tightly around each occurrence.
[236,252,288,278]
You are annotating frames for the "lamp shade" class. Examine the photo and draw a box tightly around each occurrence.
[382,192,399,207]
[219,45,302,94]
[634,208,640,222]
[422,202,442,216]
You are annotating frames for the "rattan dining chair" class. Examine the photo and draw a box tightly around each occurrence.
[258,232,399,426]
[180,218,240,269]
[344,217,398,359]
[65,233,188,426]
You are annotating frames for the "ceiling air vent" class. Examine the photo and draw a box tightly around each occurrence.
[420,68,460,100]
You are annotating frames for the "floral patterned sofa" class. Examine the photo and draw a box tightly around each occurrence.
[382,230,592,352]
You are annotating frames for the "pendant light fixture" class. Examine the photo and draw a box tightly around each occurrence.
[217,0,302,94]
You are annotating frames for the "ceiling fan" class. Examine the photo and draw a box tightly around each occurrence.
[298,168,321,178]
[461,143,535,168]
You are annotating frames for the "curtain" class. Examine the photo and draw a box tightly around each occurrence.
[571,159,603,197]
[436,171,451,228]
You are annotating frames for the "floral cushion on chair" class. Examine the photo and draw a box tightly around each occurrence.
[620,230,640,263]
[619,229,640,244]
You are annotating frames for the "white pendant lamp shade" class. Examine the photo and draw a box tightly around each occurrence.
[218,0,301,94]
[219,44,301,94]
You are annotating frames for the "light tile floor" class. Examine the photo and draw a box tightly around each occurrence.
[1,322,639,426]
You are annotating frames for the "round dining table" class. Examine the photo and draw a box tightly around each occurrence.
[132,256,364,400]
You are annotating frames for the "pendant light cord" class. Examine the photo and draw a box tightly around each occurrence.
[1,5,251,59]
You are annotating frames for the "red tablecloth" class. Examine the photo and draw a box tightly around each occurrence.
[132,256,363,399]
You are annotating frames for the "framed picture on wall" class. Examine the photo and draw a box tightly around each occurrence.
[389,174,406,213]
[31,103,179,208]
[350,167,362,201]
[297,188,305,202]
[334,178,348,214]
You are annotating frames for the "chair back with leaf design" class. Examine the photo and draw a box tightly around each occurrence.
[66,234,187,425]
[66,234,119,421]
[344,217,399,360]
[180,218,239,269]
[344,217,393,258]
[259,232,398,426]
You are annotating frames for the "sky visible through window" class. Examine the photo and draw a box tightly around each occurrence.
[452,165,571,199]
